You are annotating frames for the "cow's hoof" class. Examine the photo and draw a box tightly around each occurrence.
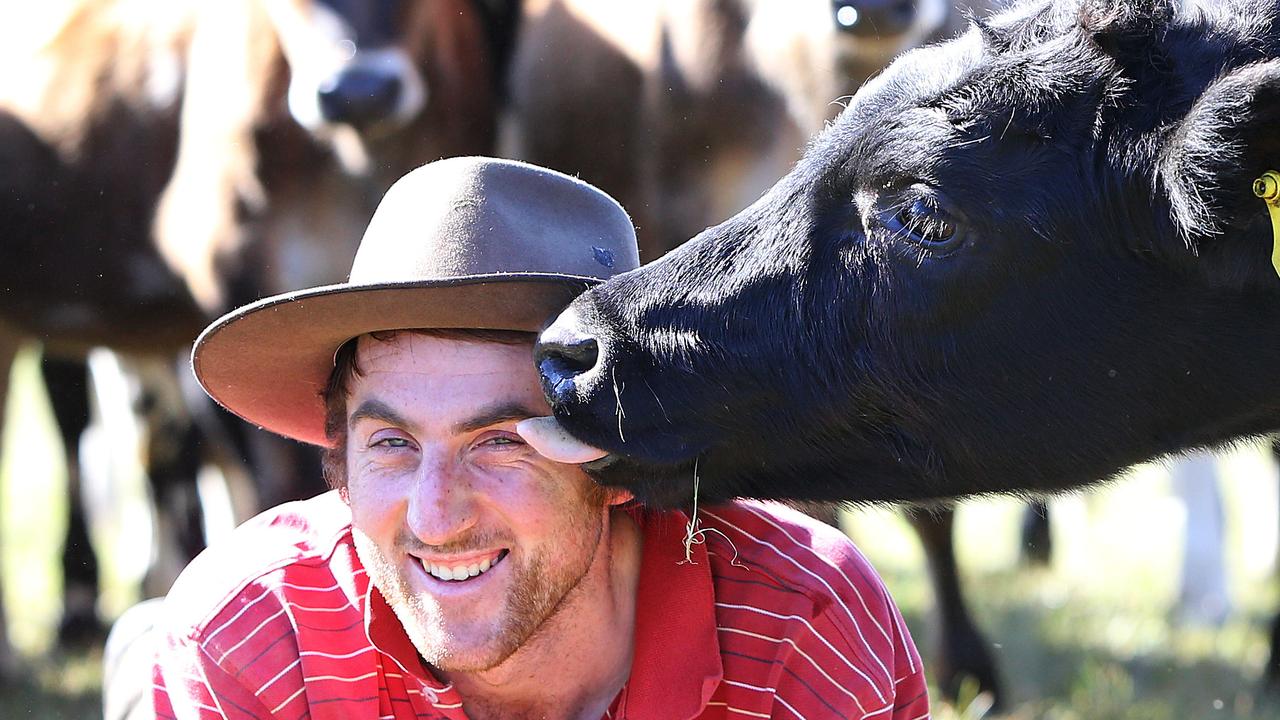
[1263,614,1280,698]
[935,625,1005,713]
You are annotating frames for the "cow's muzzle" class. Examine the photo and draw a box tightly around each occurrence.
[535,306,603,406]
[318,66,403,128]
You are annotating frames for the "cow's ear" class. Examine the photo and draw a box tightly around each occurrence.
[1157,59,1280,247]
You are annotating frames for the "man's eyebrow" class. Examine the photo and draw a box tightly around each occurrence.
[349,399,414,431]
[452,402,545,435]
[348,399,544,434]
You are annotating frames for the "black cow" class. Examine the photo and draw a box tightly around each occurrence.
[536,0,1280,687]
[507,0,1011,703]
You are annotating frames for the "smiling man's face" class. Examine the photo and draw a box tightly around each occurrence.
[342,331,615,672]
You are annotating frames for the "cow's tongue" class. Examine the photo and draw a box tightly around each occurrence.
[516,416,609,464]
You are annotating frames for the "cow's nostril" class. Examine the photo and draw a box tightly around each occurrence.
[536,335,600,387]
[536,308,604,402]
[317,67,403,127]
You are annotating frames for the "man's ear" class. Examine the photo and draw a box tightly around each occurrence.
[1158,58,1280,249]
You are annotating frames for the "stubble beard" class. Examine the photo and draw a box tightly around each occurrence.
[356,507,607,674]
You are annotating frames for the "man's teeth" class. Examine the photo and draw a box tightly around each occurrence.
[424,555,500,582]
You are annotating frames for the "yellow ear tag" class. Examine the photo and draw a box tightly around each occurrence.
[1252,171,1280,278]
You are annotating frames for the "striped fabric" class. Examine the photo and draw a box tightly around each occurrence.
[153,492,929,719]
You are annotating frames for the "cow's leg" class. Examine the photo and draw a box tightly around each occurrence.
[0,331,20,680]
[182,361,325,513]
[1019,499,1053,566]
[223,411,325,510]
[1268,612,1280,694]
[172,362,258,525]
[1264,440,1280,693]
[137,365,208,597]
[247,429,326,508]
[906,507,1004,710]
[1172,452,1232,625]
[137,352,326,589]
[40,354,106,646]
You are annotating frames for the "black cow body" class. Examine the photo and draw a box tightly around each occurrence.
[509,0,1015,703]
[536,0,1280,689]
[541,0,1280,508]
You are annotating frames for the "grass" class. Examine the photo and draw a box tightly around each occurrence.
[1,345,1279,718]
[2,652,105,719]
[842,453,1280,719]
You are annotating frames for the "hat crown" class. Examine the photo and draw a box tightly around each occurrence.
[350,157,639,283]
[193,156,639,446]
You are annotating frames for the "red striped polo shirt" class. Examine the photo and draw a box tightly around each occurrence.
[153,491,929,719]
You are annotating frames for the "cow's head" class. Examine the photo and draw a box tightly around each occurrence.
[158,0,498,312]
[284,1,426,129]
[263,0,496,176]
[535,0,1280,508]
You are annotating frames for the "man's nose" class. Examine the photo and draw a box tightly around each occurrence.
[405,455,477,543]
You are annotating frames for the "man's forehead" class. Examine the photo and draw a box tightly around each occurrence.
[346,331,548,427]
[354,331,534,369]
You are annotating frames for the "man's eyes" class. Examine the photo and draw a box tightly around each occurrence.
[365,432,525,452]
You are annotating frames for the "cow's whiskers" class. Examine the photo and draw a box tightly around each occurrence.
[612,366,626,442]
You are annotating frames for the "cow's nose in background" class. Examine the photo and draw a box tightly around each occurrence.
[833,0,918,38]
[317,66,403,127]
[536,309,602,404]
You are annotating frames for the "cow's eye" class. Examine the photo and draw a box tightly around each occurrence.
[879,196,964,253]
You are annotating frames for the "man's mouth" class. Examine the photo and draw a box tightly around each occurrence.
[420,549,509,582]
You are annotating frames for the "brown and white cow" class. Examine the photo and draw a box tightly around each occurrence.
[503,0,972,260]
[0,0,504,677]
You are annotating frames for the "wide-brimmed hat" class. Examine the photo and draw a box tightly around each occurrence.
[192,156,639,446]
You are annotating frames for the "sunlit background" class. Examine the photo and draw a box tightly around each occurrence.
[4,1,1280,719]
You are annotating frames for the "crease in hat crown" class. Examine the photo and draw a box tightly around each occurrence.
[348,156,639,284]
[191,156,640,446]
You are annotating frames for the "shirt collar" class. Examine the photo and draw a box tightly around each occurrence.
[365,584,453,694]
[623,509,724,720]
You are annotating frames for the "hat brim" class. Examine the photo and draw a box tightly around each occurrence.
[192,273,594,447]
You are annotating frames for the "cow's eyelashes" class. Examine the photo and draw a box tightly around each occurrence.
[876,195,965,253]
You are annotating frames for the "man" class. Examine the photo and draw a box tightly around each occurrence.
[148,157,930,719]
